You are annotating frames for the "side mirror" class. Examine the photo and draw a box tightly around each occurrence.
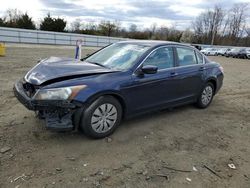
[141,65,158,74]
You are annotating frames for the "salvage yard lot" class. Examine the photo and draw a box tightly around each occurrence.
[0,44,250,188]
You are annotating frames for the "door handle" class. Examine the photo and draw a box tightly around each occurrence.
[199,66,206,71]
[170,72,178,77]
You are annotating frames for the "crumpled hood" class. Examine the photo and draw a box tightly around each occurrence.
[24,57,115,85]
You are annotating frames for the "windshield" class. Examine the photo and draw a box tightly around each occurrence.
[232,48,241,52]
[86,43,150,70]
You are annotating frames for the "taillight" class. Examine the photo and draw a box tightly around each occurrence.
[219,66,224,73]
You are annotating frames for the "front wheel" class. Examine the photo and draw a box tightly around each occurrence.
[196,83,214,108]
[80,96,122,138]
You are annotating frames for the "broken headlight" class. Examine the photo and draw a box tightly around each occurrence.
[33,85,87,100]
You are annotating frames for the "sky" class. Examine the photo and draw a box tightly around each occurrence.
[0,0,249,30]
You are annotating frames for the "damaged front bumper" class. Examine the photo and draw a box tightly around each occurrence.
[13,80,80,131]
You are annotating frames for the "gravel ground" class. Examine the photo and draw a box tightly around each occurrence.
[0,45,250,188]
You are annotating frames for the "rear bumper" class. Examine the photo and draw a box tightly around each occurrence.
[216,73,224,94]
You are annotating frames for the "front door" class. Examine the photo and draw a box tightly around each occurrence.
[124,46,178,114]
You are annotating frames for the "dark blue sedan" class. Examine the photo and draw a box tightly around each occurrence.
[14,41,224,138]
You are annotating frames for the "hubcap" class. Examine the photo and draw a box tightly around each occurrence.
[91,103,118,133]
[201,86,213,106]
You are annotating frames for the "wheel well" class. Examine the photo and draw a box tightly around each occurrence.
[86,93,126,119]
[108,94,126,118]
[207,79,217,92]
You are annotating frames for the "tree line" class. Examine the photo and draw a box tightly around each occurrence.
[0,3,249,46]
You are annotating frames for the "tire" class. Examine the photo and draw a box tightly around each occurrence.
[80,96,122,139]
[196,83,214,109]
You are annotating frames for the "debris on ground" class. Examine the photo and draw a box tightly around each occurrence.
[228,163,236,169]
[203,165,222,178]
[82,177,88,182]
[0,146,11,153]
[11,174,27,183]
[193,166,198,172]
[244,174,250,180]
[56,168,62,172]
[67,157,76,161]
[142,170,148,175]
[163,165,192,172]
[154,174,168,180]
[186,177,192,182]
[92,170,104,176]
[105,137,112,143]
[93,181,101,187]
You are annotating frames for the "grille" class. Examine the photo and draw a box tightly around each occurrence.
[22,82,36,97]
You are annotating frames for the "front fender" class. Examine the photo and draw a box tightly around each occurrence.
[74,88,126,106]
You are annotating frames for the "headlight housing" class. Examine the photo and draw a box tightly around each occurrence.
[33,85,87,100]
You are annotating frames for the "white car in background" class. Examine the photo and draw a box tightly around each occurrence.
[200,48,218,56]
[217,48,231,56]
[246,49,250,59]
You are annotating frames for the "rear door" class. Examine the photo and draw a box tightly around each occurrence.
[173,46,205,101]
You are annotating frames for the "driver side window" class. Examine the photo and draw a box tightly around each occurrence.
[143,47,174,70]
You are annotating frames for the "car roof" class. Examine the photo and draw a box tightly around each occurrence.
[117,40,192,48]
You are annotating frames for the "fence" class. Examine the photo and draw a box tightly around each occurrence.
[0,27,128,47]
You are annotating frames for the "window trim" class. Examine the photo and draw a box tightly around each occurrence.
[195,50,204,64]
[175,46,198,67]
[174,46,205,67]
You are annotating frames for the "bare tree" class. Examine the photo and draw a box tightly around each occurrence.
[71,19,81,32]
[180,29,194,43]
[246,27,250,37]
[192,5,224,45]
[129,24,137,33]
[98,21,120,37]
[149,23,157,39]
[227,3,248,45]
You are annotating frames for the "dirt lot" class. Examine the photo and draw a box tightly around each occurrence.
[0,44,250,188]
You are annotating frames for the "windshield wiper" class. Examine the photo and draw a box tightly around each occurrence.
[87,61,109,69]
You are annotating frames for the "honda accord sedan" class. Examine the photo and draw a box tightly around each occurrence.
[14,41,224,138]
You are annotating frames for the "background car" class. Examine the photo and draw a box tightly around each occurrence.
[237,48,250,59]
[217,48,231,56]
[226,48,242,58]
[225,49,232,57]
[200,48,209,54]
[247,49,250,59]
[201,48,218,56]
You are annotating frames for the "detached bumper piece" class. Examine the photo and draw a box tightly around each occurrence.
[13,80,77,131]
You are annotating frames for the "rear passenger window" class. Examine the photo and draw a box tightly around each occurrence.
[176,47,197,66]
[143,47,174,70]
[196,51,203,64]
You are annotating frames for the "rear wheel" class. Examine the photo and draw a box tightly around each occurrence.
[80,96,122,138]
[196,83,214,108]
